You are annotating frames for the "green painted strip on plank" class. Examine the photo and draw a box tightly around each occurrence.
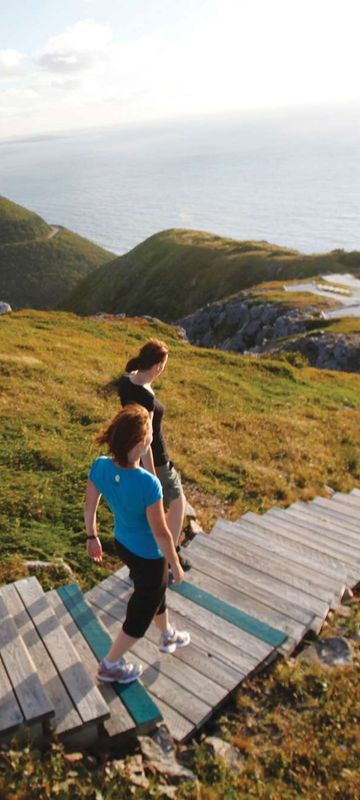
[57,584,162,728]
[170,580,287,647]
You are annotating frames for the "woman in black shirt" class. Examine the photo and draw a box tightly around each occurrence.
[118,338,191,570]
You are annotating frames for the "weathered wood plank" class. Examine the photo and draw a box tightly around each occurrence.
[0,658,23,735]
[47,589,135,739]
[189,539,317,627]
[351,489,360,498]
[215,519,344,605]
[332,492,360,509]
[211,522,335,607]
[191,531,328,624]
[58,583,162,732]
[308,501,360,532]
[14,578,109,726]
[0,594,54,725]
[291,502,360,541]
[241,512,350,576]
[276,507,360,549]
[0,583,82,737]
[264,509,360,565]
[322,497,360,521]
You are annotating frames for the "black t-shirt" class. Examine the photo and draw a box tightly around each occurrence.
[118,375,169,466]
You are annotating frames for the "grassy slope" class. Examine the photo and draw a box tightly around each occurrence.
[60,228,360,320]
[0,197,114,309]
[1,310,359,589]
[1,310,359,800]
[0,195,50,243]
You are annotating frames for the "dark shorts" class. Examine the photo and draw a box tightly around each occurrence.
[114,540,168,639]
[155,460,183,508]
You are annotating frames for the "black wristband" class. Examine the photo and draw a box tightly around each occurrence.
[86,536,98,541]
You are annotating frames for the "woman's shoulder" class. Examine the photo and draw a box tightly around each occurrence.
[137,467,162,490]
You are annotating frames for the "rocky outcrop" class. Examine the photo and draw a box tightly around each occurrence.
[284,332,360,373]
[0,301,11,314]
[179,297,315,351]
[179,297,360,373]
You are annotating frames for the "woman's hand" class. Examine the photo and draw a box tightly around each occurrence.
[86,536,103,563]
[170,561,184,584]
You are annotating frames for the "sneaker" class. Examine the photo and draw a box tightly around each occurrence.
[97,658,143,684]
[176,548,192,571]
[159,628,191,654]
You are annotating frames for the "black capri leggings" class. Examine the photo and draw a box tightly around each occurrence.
[114,540,168,638]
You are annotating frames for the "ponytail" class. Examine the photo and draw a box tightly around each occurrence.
[125,339,169,373]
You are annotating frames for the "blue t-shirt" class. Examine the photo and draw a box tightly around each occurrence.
[89,457,163,559]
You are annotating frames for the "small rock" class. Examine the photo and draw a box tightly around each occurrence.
[139,726,197,782]
[299,636,353,667]
[0,302,11,314]
[204,736,243,772]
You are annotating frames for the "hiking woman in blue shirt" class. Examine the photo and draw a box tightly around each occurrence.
[85,403,190,684]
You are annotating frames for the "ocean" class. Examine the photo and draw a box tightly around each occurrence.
[1,108,359,256]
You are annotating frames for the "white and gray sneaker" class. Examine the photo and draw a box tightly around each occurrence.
[97,657,143,683]
[159,627,191,654]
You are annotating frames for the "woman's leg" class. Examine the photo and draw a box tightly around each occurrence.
[166,491,186,547]
[106,629,138,662]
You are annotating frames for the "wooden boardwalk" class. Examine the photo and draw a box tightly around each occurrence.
[0,490,359,745]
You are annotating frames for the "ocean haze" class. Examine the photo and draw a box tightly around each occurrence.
[0,108,359,255]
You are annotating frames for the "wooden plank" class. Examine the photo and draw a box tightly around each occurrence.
[211,522,335,607]
[215,519,345,604]
[170,574,302,655]
[332,492,360,509]
[264,509,360,565]
[14,578,109,726]
[277,507,360,549]
[87,578,269,673]
[58,583,162,731]
[242,512,350,577]
[322,497,360,521]
[351,488,360,497]
[311,497,360,531]
[191,531,328,623]
[98,606,212,741]
[48,589,135,739]
[0,594,54,726]
[308,501,360,532]
[189,538,317,628]
[0,658,23,735]
[0,583,82,737]
[96,571,275,663]
[291,502,360,540]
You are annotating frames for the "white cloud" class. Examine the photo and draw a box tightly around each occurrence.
[38,19,112,74]
[0,49,26,77]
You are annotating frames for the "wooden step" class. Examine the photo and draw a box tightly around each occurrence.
[189,534,323,632]
[57,583,162,735]
[264,508,360,566]
[332,491,360,509]
[213,521,334,608]
[0,593,54,735]
[13,578,109,729]
[291,501,360,538]
[214,518,345,607]
[275,506,360,550]
[0,583,82,738]
[351,488,360,498]
[47,589,136,741]
[308,500,360,532]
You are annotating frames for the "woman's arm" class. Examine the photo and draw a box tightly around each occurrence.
[146,501,184,584]
[84,479,103,563]
[140,411,156,475]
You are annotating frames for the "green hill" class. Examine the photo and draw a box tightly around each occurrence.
[0,196,114,310]
[60,228,360,320]
[0,309,359,799]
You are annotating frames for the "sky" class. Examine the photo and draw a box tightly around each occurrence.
[1,0,360,139]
